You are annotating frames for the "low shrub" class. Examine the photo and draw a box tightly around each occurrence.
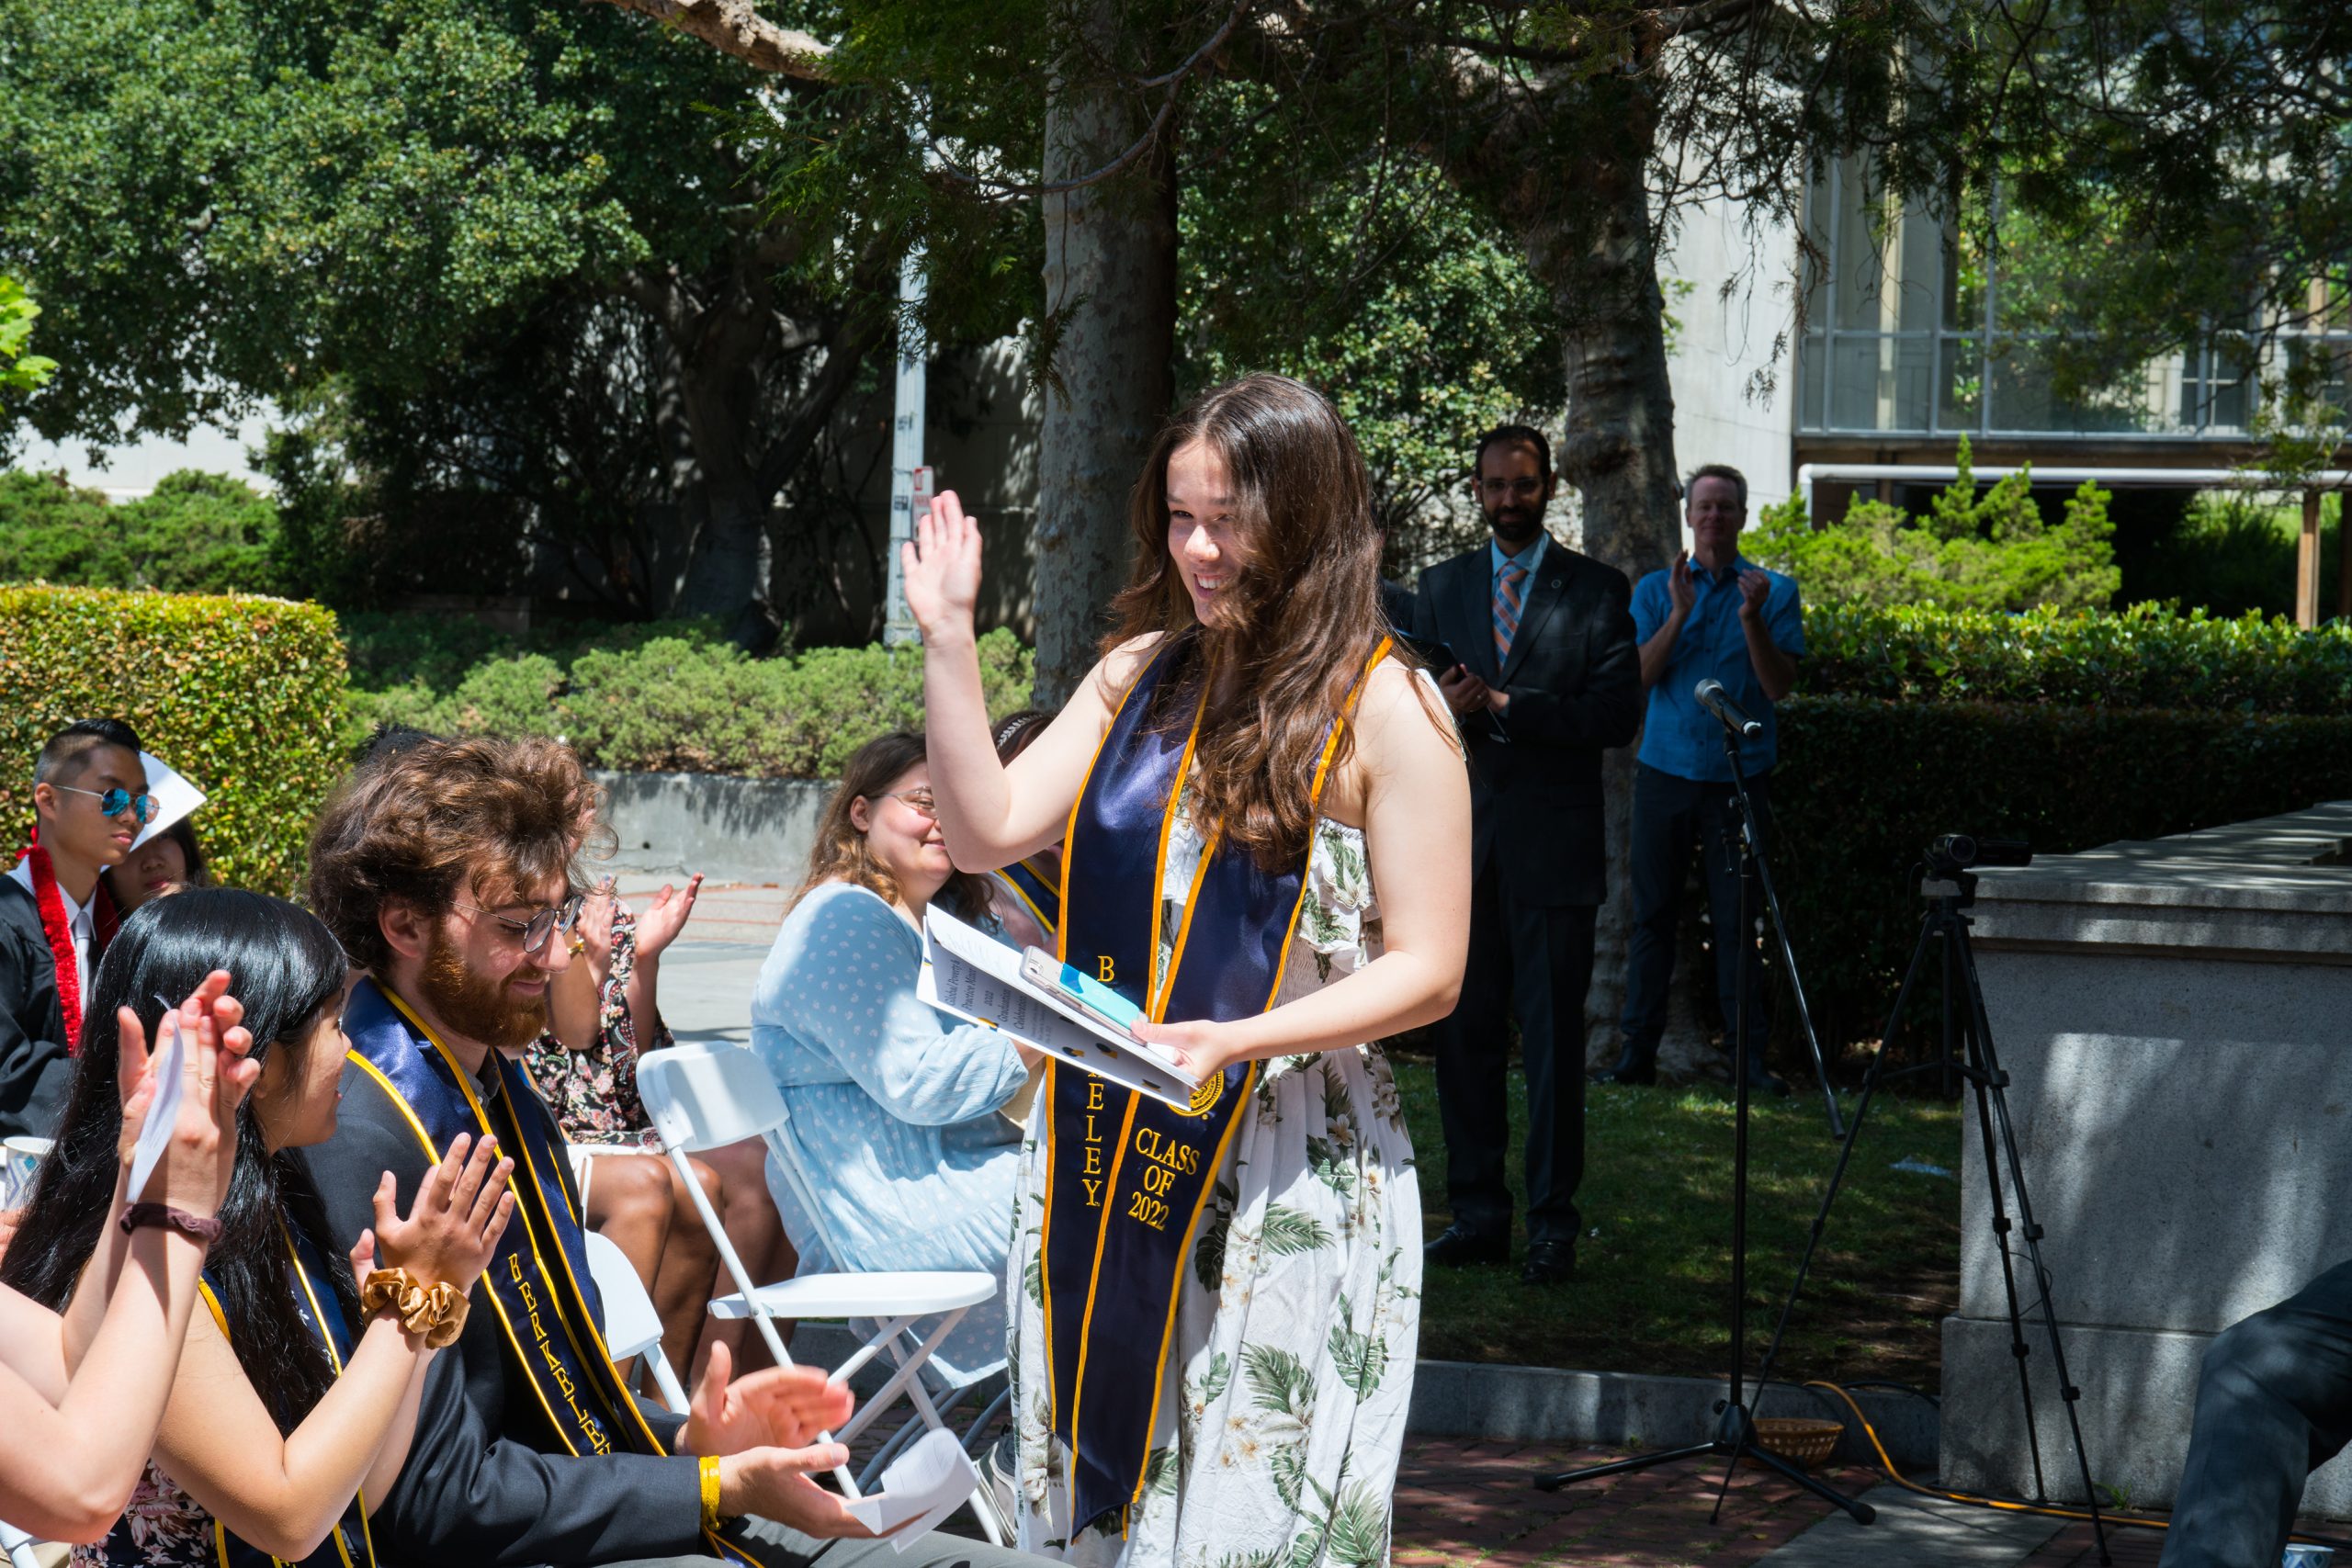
[1772,694,2352,1056]
[0,585,347,896]
[352,629,1035,777]
[0,469,284,596]
[1803,601,2352,715]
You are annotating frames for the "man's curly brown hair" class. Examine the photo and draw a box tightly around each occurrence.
[307,735,604,974]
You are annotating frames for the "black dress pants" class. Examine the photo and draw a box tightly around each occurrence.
[2157,1258,2352,1568]
[1619,763,1772,1061]
[1432,857,1596,1247]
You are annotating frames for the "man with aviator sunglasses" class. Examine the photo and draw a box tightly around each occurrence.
[2,717,152,1137]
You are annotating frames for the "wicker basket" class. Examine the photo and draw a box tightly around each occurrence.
[1753,1417,1845,1470]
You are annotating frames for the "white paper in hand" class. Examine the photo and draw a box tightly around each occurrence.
[841,1428,982,1552]
[126,1001,187,1205]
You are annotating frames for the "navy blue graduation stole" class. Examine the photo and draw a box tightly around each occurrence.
[1040,633,1388,1533]
[197,1219,377,1568]
[341,978,777,1568]
[998,854,1062,935]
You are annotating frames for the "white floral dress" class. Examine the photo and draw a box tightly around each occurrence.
[1008,816,1422,1568]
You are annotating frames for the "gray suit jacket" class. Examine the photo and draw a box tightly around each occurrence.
[1412,539,1641,905]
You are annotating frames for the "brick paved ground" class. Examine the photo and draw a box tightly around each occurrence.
[1391,1438,1883,1567]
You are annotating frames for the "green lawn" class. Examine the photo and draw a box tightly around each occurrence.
[1391,1055,1962,1389]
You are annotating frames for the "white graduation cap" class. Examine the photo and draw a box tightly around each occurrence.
[131,751,207,851]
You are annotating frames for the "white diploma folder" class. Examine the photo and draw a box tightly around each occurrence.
[918,904,1204,1113]
[841,1427,983,1551]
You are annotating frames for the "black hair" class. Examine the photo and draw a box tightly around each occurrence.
[356,722,437,771]
[990,709,1056,764]
[1473,423,1554,482]
[35,717,145,786]
[1685,462,1749,511]
[0,888,356,1433]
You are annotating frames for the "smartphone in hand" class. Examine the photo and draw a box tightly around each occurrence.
[1020,948,1145,1038]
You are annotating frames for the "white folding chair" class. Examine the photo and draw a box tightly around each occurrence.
[0,1517,45,1568]
[582,1228,691,1414]
[637,1041,1004,1539]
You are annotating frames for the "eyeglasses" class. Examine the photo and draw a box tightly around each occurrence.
[53,784,159,825]
[454,892,587,954]
[880,788,938,819]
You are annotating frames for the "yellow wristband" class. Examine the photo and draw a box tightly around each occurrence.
[699,1454,722,1533]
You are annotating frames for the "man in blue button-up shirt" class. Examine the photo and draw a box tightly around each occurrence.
[1593,463,1804,1090]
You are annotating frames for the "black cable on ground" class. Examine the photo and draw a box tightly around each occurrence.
[1804,1380,2352,1552]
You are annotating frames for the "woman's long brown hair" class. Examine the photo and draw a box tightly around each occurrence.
[795,730,993,917]
[1100,373,1399,871]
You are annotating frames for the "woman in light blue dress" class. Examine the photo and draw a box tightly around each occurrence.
[749,729,1039,1378]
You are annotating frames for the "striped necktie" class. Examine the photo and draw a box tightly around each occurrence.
[1494,559,1528,663]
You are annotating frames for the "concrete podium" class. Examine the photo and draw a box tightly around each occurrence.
[1940,800,2352,1511]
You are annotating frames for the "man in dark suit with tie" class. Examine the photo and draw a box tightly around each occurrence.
[1411,424,1641,1284]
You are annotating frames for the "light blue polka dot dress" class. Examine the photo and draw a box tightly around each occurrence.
[749,880,1032,1380]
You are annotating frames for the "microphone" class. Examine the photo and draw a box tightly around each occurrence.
[1694,678,1762,739]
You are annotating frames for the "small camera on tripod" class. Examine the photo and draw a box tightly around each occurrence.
[1924,833,2033,877]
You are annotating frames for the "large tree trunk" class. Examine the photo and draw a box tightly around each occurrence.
[1030,0,1178,706]
[1521,118,1689,1071]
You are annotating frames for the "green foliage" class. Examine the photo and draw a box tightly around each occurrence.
[1177,80,1565,560]
[0,585,346,895]
[0,276,57,400]
[1803,601,2352,715]
[0,469,284,595]
[2123,491,2345,620]
[351,626,1035,779]
[1750,441,2119,613]
[1773,694,2352,1055]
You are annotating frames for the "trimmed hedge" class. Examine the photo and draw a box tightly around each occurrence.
[352,628,1036,778]
[0,585,347,897]
[1772,694,2352,1057]
[1806,602,2352,714]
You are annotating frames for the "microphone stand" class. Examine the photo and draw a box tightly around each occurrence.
[1533,714,1872,1528]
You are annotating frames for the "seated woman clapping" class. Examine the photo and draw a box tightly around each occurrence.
[750,731,1036,1378]
[1,889,514,1567]
[0,967,255,1542]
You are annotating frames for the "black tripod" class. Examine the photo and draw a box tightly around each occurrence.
[1748,840,2111,1565]
[1533,720,1873,1526]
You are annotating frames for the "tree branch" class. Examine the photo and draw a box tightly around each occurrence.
[582,0,831,81]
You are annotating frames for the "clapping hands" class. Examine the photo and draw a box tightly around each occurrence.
[117,971,259,1219]
[634,873,702,961]
[680,1346,882,1540]
[354,1132,515,1298]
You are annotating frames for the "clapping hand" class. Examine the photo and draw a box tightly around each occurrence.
[361,1132,515,1296]
[684,1351,882,1541]
[118,971,259,1218]
[576,876,619,990]
[634,873,702,961]
[1736,568,1771,620]
[901,491,983,643]
[1667,549,1697,616]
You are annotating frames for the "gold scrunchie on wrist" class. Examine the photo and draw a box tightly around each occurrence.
[360,1267,469,1348]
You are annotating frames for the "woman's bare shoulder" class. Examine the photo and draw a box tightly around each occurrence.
[1088,632,1168,704]
[1354,654,1462,760]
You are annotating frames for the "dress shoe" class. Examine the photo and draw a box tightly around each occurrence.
[1423,1224,1510,1268]
[1589,1046,1657,1087]
[1521,1240,1576,1285]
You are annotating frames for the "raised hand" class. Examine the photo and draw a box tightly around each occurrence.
[369,1133,515,1294]
[118,971,260,1217]
[680,1344,855,1458]
[1736,567,1771,619]
[633,873,702,962]
[900,490,983,642]
[1667,549,1697,616]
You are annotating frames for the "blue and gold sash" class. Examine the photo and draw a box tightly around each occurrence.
[1041,632,1388,1532]
[341,979,775,1567]
[198,1221,377,1568]
[996,854,1061,935]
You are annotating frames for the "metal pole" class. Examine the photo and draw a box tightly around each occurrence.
[884,112,930,649]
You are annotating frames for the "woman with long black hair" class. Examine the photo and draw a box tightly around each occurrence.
[1,888,515,1568]
[0,967,253,1543]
